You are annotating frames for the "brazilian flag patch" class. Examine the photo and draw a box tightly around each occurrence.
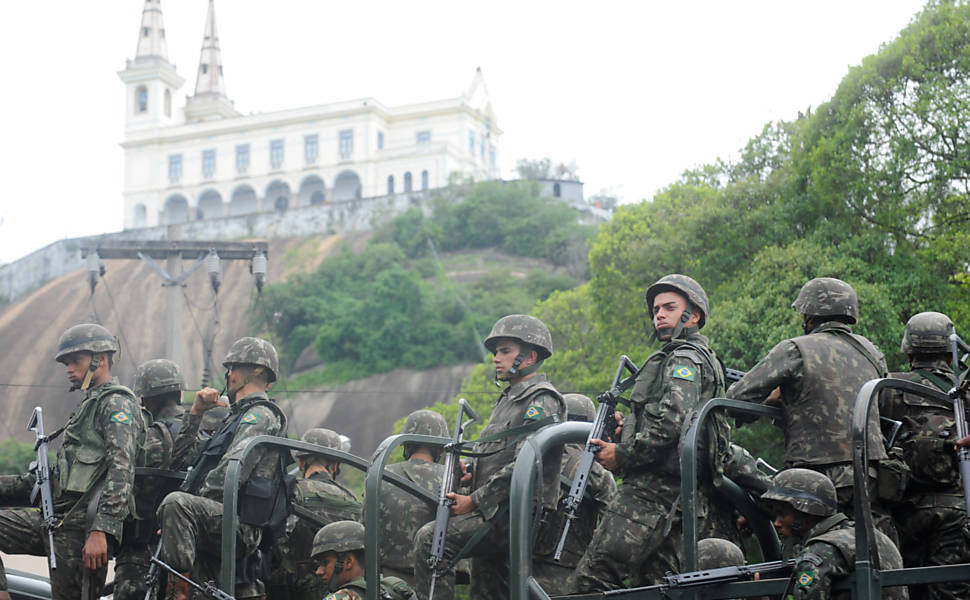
[524,405,544,421]
[797,570,815,587]
[240,412,260,425]
[110,411,131,424]
[324,594,337,600]
[672,365,696,381]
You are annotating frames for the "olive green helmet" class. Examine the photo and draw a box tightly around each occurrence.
[223,337,279,382]
[791,277,858,325]
[901,311,953,355]
[645,274,709,329]
[697,538,745,570]
[311,520,365,558]
[761,468,838,517]
[402,409,449,438]
[55,323,119,363]
[564,393,595,422]
[483,314,553,360]
[295,428,344,458]
[133,359,184,398]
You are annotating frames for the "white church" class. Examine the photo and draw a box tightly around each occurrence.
[119,0,502,230]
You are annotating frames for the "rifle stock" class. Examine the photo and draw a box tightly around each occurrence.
[949,332,970,525]
[27,407,57,571]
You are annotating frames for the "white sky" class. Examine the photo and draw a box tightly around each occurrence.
[0,0,928,264]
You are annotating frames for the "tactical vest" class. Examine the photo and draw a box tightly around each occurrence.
[295,471,361,523]
[786,327,887,465]
[807,522,904,573]
[890,369,961,488]
[341,575,417,600]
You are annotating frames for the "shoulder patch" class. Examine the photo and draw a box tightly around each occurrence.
[524,405,544,421]
[110,411,132,424]
[672,365,696,381]
[324,594,338,600]
[797,569,815,587]
[240,412,260,425]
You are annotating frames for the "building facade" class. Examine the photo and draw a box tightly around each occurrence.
[118,0,501,230]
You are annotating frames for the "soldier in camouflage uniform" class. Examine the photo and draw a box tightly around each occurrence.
[726,277,896,541]
[414,315,566,600]
[269,428,362,600]
[570,275,730,592]
[311,520,417,600]
[762,469,907,600]
[533,393,617,596]
[114,358,187,600]
[879,312,970,600]
[376,409,449,586]
[0,324,146,600]
[157,336,288,600]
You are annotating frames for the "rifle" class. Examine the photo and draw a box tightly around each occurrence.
[661,559,793,588]
[143,540,164,600]
[428,398,479,600]
[948,331,970,525]
[724,367,746,384]
[553,355,639,561]
[755,457,779,477]
[150,556,235,600]
[27,407,57,570]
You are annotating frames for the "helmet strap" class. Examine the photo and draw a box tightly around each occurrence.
[498,348,540,383]
[79,354,102,391]
[225,366,264,402]
[654,309,693,343]
[329,552,347,592]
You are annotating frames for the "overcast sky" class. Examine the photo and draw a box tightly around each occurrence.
[0,0,928,264]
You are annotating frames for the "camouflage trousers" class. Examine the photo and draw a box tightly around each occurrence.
[113,541,153,600]
[413,509,507,600]
[569,484,682,593]
[0,506,108,598]
[532,560,573,597]
[896,495,970,600]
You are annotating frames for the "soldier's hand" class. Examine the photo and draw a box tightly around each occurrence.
[447,492,475,515]
[459,459,472,483]
[591,439,618,471]
[956,434,970,449]
[613,411,625,438]
[83,530,108,570]
[190,387,227,416]
[764,387,782,406]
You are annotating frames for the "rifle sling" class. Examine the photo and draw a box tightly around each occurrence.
[290,503,329,529]
[914,368,957,394]
[448,504,509,568]
[822,329,887,378]
[451,416,559,458]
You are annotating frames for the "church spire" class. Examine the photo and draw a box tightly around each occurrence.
[134,0,169,62]
[193,0,227,97]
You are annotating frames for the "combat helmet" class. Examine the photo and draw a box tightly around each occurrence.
[901,311,953,356]
[564,393,595,422]
[761,468,838,517]
[295,428,344,458]
[697,538,745,570]
[791,277,858,325]
[645,274,709,329]
[223,336,279,382]
[311,520,365,559]
[55,323,119,363]
[133,359,184,398]
[483,314,553,360]
[402,409,449,438]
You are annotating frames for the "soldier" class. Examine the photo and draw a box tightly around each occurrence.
[413,314,566,600]
[533,393,617,596]
[269,428,362,600]
[377,409,450,586]
[569,274,729,592]
[311,520,417,600]
[762,469,907,600]
[726,277,895,540]
[113,358,187,600]
[0,323,145,600]
[157,336,288,600]
[696,538,745,570]
[880,311,970,600]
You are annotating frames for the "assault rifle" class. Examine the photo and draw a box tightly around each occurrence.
[27,407,57,570]
[428,398,478,600]
[948,331,970,525]
[143,541,164,600]
[553,355,639,561]
[150,556,235,600]
[661,559,793,588]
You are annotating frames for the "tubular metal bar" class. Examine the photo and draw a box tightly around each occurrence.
[509,421,591,600]
[364,433,449,600]
[219,435,438,594]
[680,398,783,571]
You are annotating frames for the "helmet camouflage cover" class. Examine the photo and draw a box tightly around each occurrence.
[133,359,184,398]
[791,277,858,324]
[644,274,709,329]
[697,538,745,570]
[761,468,838,517]
[402,409,450,438]
[901,311,953,355]
[564,393,595,422]
[295,428,344,458]
[223,336,279,382]
[483,314,553,360]
[311,520,365,558]
[55,323,119,363]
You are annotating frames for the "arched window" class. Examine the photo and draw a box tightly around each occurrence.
[404,172,413,193]
[421,170,429,191]
[387,175,395,195]
[136,86,148,113]
[164,89,172,117]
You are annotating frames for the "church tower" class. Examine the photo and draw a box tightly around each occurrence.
[185,0,239,122]
[117,0,184,130]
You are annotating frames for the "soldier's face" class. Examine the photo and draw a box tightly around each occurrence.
[493,338,534,376]
[315,552,337,584]
[653,292,693,338]
[772,505,796,538]
[61,351,93,385]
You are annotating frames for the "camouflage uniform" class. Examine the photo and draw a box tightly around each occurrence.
[414,315,566,600]
[311,521,418,600]
[571,275,729,592]
[0,324,145,599]
[879,312,970,600]
[697,538,745,569]
[726,278,893,539]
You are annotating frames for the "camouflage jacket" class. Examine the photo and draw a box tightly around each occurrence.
[325,575,417,600]
[792,514,906,600]
[142,402,184,470]
[378,458,444,572]
[469,373,566,519]
[727,322,887,466]
[614,332,727,495]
